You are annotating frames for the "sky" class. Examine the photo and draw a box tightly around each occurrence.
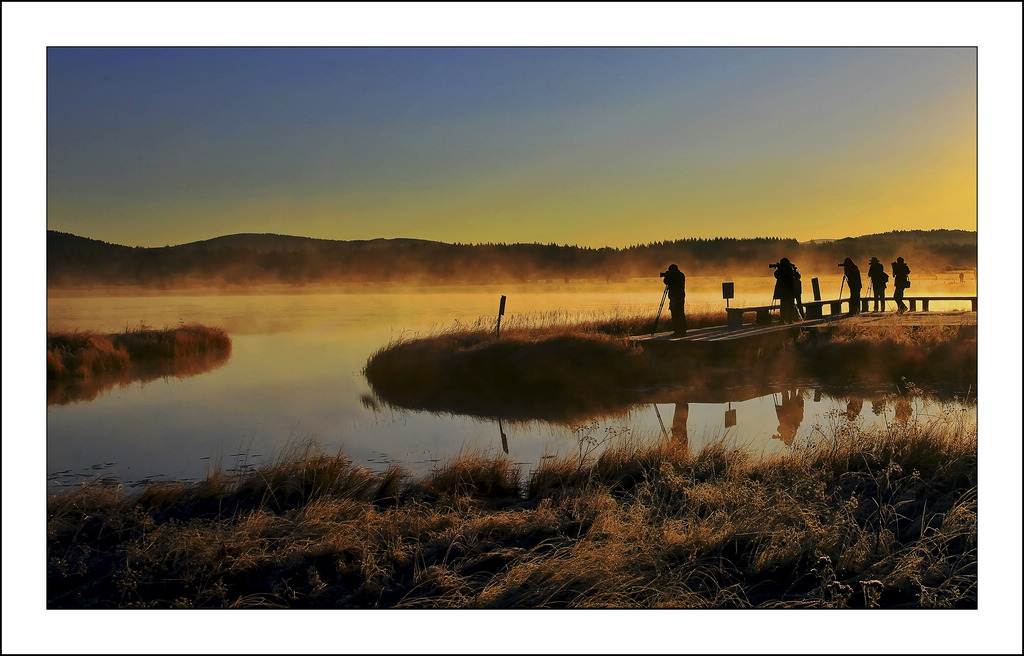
[44,45,979,248]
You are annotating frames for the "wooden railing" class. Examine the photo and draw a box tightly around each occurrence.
[726,296,977,327]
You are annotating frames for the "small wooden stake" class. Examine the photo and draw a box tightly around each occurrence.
[496,295,507,338]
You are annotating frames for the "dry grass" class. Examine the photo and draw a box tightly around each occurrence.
[795,323,977,384]
[112,322,232,360]
[46,330,131,378]
[47,323,231,379]
[438,302,728,338]
[46,323,233,405]
[363,328,651,422]
[363,310,975,422]
[48,407,976,609]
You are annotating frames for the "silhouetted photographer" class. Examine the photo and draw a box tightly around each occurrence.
[839,258,862,314]
[660,264,687,336]
[867,257,888,312]
[892,257,911,314]
[771,258,798,323]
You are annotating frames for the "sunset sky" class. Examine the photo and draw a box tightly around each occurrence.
[46,45,978,248]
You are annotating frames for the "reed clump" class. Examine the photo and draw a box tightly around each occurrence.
[46,323,233,405]
[48,409,976,609]
[47,323,232,379]
[46,330,131,378]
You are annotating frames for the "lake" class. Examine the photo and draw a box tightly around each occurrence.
[46,276,977,490]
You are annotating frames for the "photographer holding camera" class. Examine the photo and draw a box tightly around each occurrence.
[660,264,687,336]
[839,257,863,314]
[771,258,798,323]
[891,256,911,314]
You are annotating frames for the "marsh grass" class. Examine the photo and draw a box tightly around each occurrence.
[46,323,233,405]
[437,302,728,338]
[46,330,131,378]
[48,405,976,609]
[363,303,745,422]
[796,322,977,383]
[427,449,523,501]
[364,307,975,421]
[364,328,651,421]
[47,323,232,379]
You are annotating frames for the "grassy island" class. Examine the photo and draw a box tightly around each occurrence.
[47,323,232,378]
[46,323,232,405]
[364,307,976,421]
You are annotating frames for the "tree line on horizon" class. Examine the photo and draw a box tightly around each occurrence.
[46,229,977,289]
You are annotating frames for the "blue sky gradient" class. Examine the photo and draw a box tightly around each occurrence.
[47,46,976,247]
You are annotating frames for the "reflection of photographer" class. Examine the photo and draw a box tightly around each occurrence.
[772,389,804,446]
[660,264,687,336]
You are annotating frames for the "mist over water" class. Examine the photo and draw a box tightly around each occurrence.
[46,277,977,489]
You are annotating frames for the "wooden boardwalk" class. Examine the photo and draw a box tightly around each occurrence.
[631,310,976,345]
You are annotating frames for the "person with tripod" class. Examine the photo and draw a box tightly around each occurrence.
[792,263,806,320]
[660,264,687,336]
[867,257,889,312]
[840,257,863,314]
[892,256,911,314]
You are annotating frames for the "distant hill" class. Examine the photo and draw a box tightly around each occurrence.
[46,229,977,289]
[176,233,439,253]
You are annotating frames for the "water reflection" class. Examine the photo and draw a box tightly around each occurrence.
[46,348,232,406]
[845,396,863,422]
[895,396,913,424]
[772,389,805,446]
[452,383,975,468]
[670,402,689,449]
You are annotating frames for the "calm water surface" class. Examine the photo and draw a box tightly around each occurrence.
[46,281,977,490]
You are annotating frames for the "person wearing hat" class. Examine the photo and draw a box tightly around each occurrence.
[661,263,687,336]
[891,256,911,313]
[867,256,889,312]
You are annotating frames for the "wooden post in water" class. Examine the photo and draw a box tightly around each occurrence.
[496,295,507,338]
[811,277,821,301]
